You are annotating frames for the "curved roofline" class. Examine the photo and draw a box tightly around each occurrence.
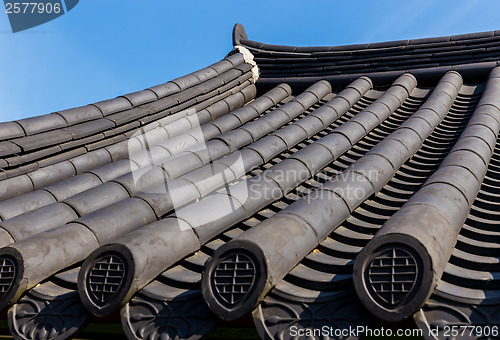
[233,23,500,52]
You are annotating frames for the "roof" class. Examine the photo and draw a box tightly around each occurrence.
[233,23,500,88]
[0,24,500,339]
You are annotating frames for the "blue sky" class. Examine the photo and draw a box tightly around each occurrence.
[1,0,499,122]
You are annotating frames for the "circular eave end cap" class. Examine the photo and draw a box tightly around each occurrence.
[0,247,25,312]
[202,239,268,321]
[353,234,435,322]
[77,244,135,317]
